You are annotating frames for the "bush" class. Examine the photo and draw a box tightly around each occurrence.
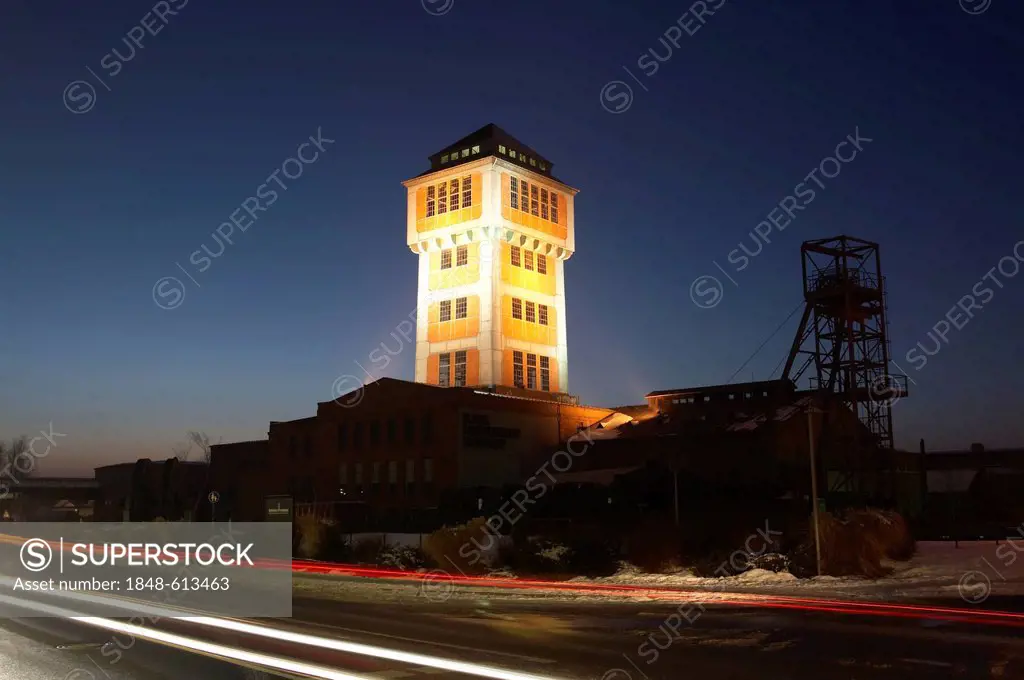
[625,516,680,573]
[790,508,913,578]
[378,543,427,570]
[294,514,324,559]
[423,517,491,575]
[351,536,384,564]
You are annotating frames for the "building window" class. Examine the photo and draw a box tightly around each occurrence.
[540,356,550,391]
[424,458,434,492]
[537,254,547,275]
[550,192,559,223]
[371,462,381,494]
[440,300,452,322]
[388,461,398,493]
[471,145,480,154]
[421,412,433,445]
[530,157,537,167]
[405,459,416,495]
[525,301,536,323]
[530,185,539,216]
[510,177,519,211]
[369,421,380,449]
[354,462,363,493]
[426,185,436,217]
[437,181,447,214]
[498,144,507,154]
[540,189,549,220]
[438,353,451,387]
[353,422,363,449]
[512,298,523,320]
[538,304,548,326]
[510,245,521,267]
[339,463,348,487]
[519,152,526,162]
[404,417,415,445]
[520,180,529,212]
[337,424,348,451]
[450,178,460,209]
[524,250,534,271]
[387,418,397,445]
[527,353,537,390]
[454,350,467,387]
[508,148,517,159]
[461,176,472,208]
[456,245,468,267]
[441,249,452,270]
[513,351,524,388]
[455,296,467,319]
[461,148,469,158]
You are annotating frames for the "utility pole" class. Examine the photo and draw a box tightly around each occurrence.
[807,403,824,577]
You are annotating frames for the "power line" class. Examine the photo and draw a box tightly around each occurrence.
[726,299,805,385]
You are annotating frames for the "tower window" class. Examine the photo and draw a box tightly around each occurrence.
[550,191,559,223]
[526,353,537,390]
[525,301,536,323]
[530,185,539,216]
[510,245,521,267]
[461,175,472,208]
[455,297,467,319]
[426,186,436,217]
[441,249,452,270]
[524,250,534,271]
[454,350,467,387]
[540,356,551,391]
[456,245,468,266]
[450,178,460,208]
[440,300,452,322]
[438,353,451,387]
[511,298,522,320]
[510,177,519,211]
[538,304,548,326]
[438,182,447,214]
[537,254,547,275]
[513,351,524,388]
[540,189,549,220]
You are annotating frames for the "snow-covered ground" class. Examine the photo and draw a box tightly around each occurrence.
[293,540,1024,605]
[571,540,1024,601]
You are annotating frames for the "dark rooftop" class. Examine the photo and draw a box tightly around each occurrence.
[421,123,559,180]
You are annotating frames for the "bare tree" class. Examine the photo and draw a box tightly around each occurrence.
[187,431,216,464]
[0,436,29,472]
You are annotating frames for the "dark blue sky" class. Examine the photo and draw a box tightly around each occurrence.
[3,0,1022,472]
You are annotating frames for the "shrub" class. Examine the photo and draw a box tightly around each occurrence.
[294,513,324,559]
[423,517,491,574]
[791,509,905,578]
[849,509,915,561]
[625,516,681,573]
[378,543,427,570]
[351,536,384,564]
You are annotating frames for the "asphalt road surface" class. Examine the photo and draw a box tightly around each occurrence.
[1,585,1024,679]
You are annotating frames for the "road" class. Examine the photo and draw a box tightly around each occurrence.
[2,579,1024,679]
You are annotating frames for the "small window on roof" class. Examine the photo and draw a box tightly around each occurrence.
[508,148,516,158]
[539,162,547,171]
[461,148,469,158]
[441,154,449,163]
[498,145,507,154]
[471,145,480,154]
[530,158,536,166]
[519,152,526,161]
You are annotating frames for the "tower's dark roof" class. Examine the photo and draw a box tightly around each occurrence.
[421,123,558,180]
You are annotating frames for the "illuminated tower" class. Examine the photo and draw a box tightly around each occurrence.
[402,124,576,396]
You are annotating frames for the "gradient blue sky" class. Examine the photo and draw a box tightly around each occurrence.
[3,0,1022,474]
